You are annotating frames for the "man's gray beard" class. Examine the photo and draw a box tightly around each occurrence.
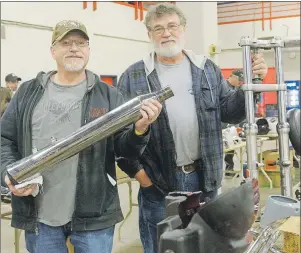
[152,37,185,58]
[63,59,85,72]
[154,45,183,57]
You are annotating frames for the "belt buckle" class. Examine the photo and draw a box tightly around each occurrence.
[181,165,192,174]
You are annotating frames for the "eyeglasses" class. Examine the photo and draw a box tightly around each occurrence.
[150,24,181,36]
[56,40,89,48]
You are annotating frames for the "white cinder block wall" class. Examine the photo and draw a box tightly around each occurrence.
[1,2,151,83]
[217,2,300,81]
[1,2,300,85]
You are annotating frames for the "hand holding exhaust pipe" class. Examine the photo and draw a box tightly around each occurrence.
[135,98,163,134]
[5,86,173,185]
[4,175,37,197]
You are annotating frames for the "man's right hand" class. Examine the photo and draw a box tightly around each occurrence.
[4,175,37,197]
[134,169,153,188]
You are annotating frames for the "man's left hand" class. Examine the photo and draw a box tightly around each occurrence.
[252,50,268,79]
[135,99,162,134]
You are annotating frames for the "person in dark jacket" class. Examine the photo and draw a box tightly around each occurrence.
[1,20,162,253]
[223,69,244,176]
[117,3,268,253]
[5,73,22,95]
[0,87,12,117]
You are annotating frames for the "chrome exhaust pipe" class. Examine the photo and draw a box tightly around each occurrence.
[6,86,174,184]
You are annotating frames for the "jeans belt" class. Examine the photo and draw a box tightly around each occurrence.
[175,160,200,174]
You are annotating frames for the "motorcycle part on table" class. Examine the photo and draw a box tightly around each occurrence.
[158,182,257,253]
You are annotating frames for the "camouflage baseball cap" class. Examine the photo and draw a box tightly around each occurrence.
[232,69,244,81]
[52,20,89,45]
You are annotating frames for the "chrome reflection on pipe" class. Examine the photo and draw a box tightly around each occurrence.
[275,46,293,197]
[240,36,259,180]
[245,226,272,253]
[283,36,300,48]
[246,227,281,253]
[6,86,174,184]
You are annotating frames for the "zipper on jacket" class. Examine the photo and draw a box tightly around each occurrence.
[71,89,90,232]
[35,226,39,235]
[203,70,214,103]
[23,85,44,156]
[81,91,90,125]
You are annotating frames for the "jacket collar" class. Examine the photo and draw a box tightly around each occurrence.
[143,49,208,76]
[37,69,96,91]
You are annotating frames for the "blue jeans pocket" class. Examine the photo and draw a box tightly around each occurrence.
[140,184,163,203]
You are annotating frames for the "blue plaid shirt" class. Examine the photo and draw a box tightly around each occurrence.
[117,53,246,193]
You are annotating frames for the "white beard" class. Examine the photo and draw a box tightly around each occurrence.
[152,35,185,58]
[63,58,85,72]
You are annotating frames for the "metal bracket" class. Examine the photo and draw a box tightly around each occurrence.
[242,84,287,92]
[239,35,301,198]
[239,36,300,49]
[239,36,284,49]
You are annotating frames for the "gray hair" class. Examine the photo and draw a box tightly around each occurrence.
[144,3,187,30]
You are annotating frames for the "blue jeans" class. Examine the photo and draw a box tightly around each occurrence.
[25,222,115,253]
[138,170,218,253]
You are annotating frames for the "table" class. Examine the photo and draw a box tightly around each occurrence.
[0,167,135,253]
[1,204,22,253]
[260,133,278,140]
[259,133,279,149]
[223,137,273,188]
[116,167,138,241]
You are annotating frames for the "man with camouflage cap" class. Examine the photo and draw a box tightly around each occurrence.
[1,20,162,253]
